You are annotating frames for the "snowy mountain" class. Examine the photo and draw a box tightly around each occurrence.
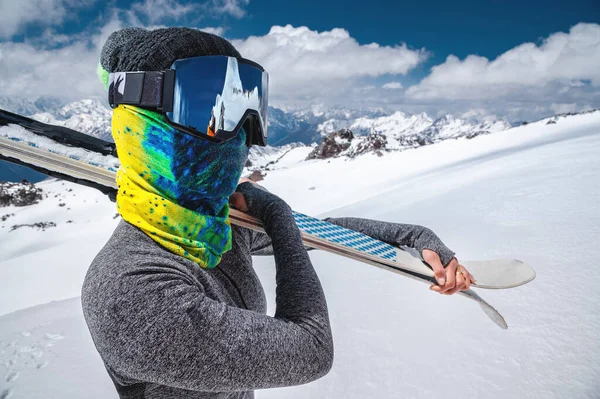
[0,97,44,117]
[318,110,433,136]
[246,143,313,171]
[30,99,112,142]
[318,111,512,145]
[3,96,598,185]
[1,110,599,398]
[267,107,317,145]
[0,96,513,150]
[0,96,65,119]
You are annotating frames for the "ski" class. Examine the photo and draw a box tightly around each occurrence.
[0,110,537,329]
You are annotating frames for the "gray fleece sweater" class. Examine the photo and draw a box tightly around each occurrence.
[81,183,454,399]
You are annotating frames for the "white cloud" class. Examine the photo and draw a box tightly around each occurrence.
[383,82,403,89]
[127,0,198,25]
[199,26,226,36]
[2,2,597,123]
[0,7,124,100]
[407,23,600,101]
[0,0,243,40]
[232,25,428,106]
[461,109,498,122]
[212,0,249,18]
[0,39,105,100]
[0,0,92,39]
[550,103,580,114]
[0,0,233,103]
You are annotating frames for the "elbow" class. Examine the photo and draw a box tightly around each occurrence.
[310,338,334,381]
[319,345,334,377]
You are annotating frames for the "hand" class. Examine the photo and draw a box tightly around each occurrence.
[229,178,252,212]
[231,178,291,221]
[422,249,475,295]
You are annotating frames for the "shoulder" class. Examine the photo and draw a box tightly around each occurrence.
[82,221,195,298]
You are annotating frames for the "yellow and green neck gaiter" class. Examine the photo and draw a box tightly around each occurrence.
[112,105,249,268]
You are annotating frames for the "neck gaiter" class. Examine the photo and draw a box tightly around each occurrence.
[112,105,248,268]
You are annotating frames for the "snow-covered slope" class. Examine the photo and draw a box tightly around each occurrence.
[1,110,599,398]
[246,143,313,172]
[0,180,119,316]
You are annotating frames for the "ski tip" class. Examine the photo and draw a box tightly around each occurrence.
[479,302,508,330]
[466,258,537,289]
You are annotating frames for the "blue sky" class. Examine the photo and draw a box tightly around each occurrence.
[0,0,599,121]
[234,0,600,82]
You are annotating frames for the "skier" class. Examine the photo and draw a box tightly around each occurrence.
[82,27,475,399]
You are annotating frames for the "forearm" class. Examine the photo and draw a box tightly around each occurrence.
[325,217,455,266]
[250,229,313,256]
[262,201,331,325]
[250,214,455,265]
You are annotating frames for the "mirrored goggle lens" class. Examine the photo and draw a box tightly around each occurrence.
[166,56,269,145]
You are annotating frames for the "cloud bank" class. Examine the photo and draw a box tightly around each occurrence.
[407,23,600,100]
[0,0,249,101]
[0,0,598,122]
[232,25,427,106]
[0,0,93,39]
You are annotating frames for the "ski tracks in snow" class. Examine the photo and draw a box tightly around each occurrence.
[0,298,115,399]
[0,323,64,397]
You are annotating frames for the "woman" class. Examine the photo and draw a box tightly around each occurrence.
[82,27,474,399]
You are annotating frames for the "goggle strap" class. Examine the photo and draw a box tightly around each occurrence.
[108,71,174,113]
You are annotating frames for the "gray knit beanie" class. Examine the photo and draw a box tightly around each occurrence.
[98,27,241,88]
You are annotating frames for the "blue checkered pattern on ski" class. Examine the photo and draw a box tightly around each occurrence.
[292,211,397,261]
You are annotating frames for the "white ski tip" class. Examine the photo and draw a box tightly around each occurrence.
[464,258,536,289]
[479,302,508,329]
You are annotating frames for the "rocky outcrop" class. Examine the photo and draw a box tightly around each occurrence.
[348,133,387,158]
[0,181,44,207]
[306,129,354,160]
[248,170,265,182]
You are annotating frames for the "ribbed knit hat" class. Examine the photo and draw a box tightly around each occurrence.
[98,27,241,89]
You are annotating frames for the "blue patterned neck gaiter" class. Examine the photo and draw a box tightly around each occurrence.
[113,105,249,268]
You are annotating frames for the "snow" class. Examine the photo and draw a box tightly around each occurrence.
[246,144,313,172]
[0,125,120,170]
[271,146,314,168]
[316,110,509,147]
[1,111,600,398]
[0,179,119,316]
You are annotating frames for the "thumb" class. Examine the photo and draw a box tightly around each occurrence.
[229,192,248,212]
[422,249,445,285]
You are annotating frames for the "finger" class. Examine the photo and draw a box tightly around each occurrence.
[461,266,476,286]
[422,249,446,286]
[461,266,471,290]
[445,271,466,295]
[440,259,458,294]
[238,177,253,184]
[429,284,441,293]
[228,192,248,212]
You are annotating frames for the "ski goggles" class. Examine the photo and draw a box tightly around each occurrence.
[108,55,269,146]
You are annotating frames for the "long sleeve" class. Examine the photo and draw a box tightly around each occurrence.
[250,216,455,266]
[82,200,333,393]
